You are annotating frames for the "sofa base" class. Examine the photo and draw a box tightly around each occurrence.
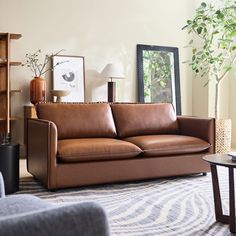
[30,152,211,190]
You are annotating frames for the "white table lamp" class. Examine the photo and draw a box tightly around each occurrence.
[101,63,125,102]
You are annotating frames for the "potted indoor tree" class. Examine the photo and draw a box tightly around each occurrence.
[183,0,236,153]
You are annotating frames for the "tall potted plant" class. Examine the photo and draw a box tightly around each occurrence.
[183,0,236,153]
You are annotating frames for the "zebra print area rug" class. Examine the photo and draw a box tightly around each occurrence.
[18,167,231,236]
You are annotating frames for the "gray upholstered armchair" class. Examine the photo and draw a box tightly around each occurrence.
[0,172,110,236]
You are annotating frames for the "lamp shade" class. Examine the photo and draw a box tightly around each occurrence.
[101,64,125,79]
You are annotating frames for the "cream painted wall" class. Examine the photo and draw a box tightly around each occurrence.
[191,0,207,117]
[229,70,236,148]
[0,0,194,154]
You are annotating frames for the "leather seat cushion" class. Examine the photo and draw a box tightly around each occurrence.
[124,135,211,157]
[57,138,142,163]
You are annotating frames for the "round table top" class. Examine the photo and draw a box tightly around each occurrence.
[203,154,236,168]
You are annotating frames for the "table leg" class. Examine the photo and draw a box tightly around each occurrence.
[229,167,235,233]
[211,165,224,221]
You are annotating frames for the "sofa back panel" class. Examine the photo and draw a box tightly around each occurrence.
[111,103,179,138]
[36,103,117,139]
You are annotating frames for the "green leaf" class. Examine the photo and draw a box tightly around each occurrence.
[216,10,224,19]
[192,64,197,70]
[201,2,207,8]
[212,30,219,35]
[160,81,166,88]
[203,81,209,87]
[224,66,232,72]
[189,39,194,45]
[197,27,203,34]
[230,30,236,37]
[187,20,192,25]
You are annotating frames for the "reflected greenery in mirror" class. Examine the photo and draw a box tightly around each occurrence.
[143,50,172,102]
[137,44,181,115]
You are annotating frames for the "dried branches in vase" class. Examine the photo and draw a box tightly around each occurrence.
[23,49,65,77]
[23,49,66,105]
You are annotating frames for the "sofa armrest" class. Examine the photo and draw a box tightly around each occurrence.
[0,202,110,236]
[177,116,215,153]
[27,118,58,189]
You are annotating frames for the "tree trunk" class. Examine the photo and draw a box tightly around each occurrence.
[215,82,219,119]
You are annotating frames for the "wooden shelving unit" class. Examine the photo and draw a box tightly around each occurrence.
[0,90,22,94]
[0,61,21,67]
[0,117,18,121]
[0,32,22,136]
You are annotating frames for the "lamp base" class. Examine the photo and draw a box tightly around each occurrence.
[108,81,116,102]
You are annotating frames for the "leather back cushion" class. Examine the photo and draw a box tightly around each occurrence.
[111,103,179,138]
[36,103,117,139]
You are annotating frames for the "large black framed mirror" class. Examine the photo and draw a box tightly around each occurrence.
[137,44,181,115]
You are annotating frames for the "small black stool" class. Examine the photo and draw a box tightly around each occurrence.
[0,143,19,194]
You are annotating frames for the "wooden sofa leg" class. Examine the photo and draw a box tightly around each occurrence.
[202,173,207,176]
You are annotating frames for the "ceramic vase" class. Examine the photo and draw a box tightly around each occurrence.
[30,77,46,105]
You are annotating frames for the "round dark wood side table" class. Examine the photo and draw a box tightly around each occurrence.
[0,143,19,194]
[203,154,236,233]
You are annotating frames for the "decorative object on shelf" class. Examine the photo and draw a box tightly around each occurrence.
[101,63,125,102]
[23,49,65,105]
[183,0,236,153]
[137,44,181,115]
[30,76,46,105]
[51,90,70,102]
[52,55,85,102]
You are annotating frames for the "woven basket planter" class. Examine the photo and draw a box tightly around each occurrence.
[215,119,231,153]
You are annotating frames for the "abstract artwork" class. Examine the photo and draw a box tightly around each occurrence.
[52,55,85,102]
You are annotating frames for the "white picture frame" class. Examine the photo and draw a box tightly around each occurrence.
[52,55,85,102]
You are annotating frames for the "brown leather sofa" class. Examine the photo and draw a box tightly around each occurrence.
[27,103,215,190]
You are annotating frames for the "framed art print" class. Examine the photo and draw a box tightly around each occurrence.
[52,55,85,102]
